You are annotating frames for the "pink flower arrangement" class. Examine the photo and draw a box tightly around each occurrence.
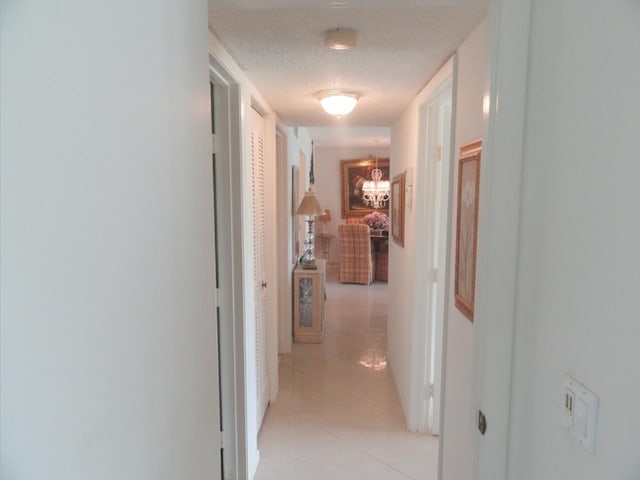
[363,211,389,230]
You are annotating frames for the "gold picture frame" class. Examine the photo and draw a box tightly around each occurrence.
[391,172,405,247]
[454,140,481,321]
[340,157,390,218]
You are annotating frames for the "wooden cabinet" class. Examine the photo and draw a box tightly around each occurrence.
[293,259,326,343]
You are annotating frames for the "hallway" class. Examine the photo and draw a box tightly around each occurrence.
[255,267,438,480]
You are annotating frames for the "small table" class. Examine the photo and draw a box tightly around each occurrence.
[293,259,326,343]
[315,233,334,262]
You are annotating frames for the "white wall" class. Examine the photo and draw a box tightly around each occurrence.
[1,1,219,479]
[388,19,488,449]
[388,59,453,429]
[290,127,313,276]
[289,127,313,262]
[313,146,390,264]
[440,19,488,480]
[389,77,441,421]
[276,126,312,355]
[505,2,640,478]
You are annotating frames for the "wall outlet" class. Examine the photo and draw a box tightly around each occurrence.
[563,375,599,455]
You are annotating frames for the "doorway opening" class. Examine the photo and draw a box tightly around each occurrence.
[414,80,453,436]
[209,58,247,480]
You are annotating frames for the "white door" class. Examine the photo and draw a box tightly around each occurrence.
[419,85,453,435]
[251,107,270,427]
[211,75,245,479]
[209,80,224,478]
[428,92,452,434]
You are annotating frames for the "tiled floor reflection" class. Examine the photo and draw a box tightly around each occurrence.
[255,266,438,480]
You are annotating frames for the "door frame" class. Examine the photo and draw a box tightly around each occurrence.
[275,126,293,354]
[472,0,532,478]
[425,81,453,435]
[410,75,454,435]
[209,57,247,480]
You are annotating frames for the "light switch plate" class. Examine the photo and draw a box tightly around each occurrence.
[563,375,599,455]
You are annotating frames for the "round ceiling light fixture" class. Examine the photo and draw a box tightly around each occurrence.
[316,90,360,117]
[324,28,358,50]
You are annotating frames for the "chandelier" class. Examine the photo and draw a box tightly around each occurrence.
[361,157,390,209]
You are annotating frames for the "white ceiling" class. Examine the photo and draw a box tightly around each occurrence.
[305,126,391,148]
[208,0,488,129]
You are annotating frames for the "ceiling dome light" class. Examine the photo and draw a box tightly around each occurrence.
[316,90,360,116]
[324,28,358,50]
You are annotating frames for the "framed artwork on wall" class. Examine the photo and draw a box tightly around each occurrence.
[391,172,405,247]
[454,140,482,321]
[340,157,390,218]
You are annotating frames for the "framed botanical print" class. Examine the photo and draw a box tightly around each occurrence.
[391,172,405,247]
[340,157,390,218]
[454,140,482,321]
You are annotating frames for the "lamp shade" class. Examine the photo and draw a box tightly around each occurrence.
[296,191,325,216]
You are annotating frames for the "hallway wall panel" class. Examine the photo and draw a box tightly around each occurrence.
[507,2,640,478]
[1,1,220,478]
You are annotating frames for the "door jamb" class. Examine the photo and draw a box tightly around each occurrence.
[275,126,292,354]
[409,71,453,434]
[209,57,247,480]
[411,77,454,435]
[472,0,532,478]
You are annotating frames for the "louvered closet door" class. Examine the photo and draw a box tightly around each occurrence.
[251,107,269,427]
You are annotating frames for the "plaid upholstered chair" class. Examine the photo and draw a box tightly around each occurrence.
[338,224,374,285]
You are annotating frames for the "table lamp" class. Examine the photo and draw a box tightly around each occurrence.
[296,191,325,269]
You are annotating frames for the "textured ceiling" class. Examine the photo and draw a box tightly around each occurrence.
[208,1,488,127]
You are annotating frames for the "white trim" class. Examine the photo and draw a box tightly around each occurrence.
[429,87,453,437]
[209,30,281,479]
[208,31,272,113]
[473,0,532,479]
[275,127,293,354]
[437,53,459,480]
[408,60,454,433]
[208,58,248,480]
[412,76,453,436]
[261,106,280,405]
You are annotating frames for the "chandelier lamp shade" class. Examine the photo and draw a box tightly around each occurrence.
[296,191,325,269]
[362,158,390,209]
[316,90,360,116]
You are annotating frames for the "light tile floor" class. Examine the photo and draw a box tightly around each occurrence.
[255,266,438,480]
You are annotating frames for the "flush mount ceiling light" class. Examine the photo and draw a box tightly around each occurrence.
[316,90,360,116]
[324,28,357,50]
